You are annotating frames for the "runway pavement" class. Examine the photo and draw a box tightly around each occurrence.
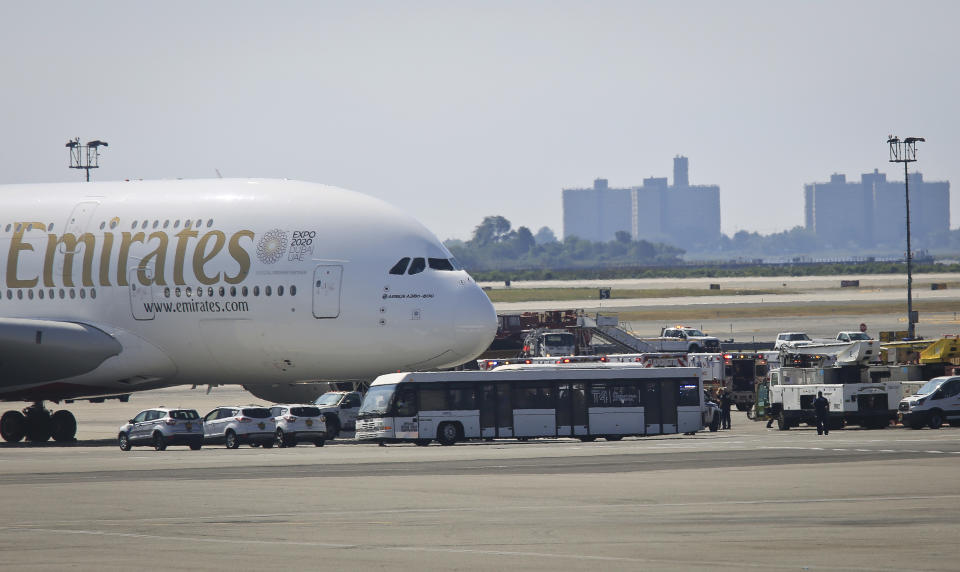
[1,386,958,571]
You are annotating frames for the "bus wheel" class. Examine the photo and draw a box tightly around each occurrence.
[437,422,459,446]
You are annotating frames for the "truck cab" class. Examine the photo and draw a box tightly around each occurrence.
[660,327,720,353]
[313,391,364,437]
[774,332,813,349]
[836,331,872,342]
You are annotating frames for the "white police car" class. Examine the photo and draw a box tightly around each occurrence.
[118,408,203,451]
[270,404,327,447]
[202,406,277,448]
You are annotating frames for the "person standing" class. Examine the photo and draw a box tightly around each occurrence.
[813,391,830,436]
[720,389,732,430]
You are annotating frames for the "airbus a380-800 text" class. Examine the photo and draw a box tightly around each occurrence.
[0,178,496,443]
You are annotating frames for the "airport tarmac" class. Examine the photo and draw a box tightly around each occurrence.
[1,386,958,571]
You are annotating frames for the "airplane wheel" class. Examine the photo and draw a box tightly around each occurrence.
[50,410,77,442]
[1,411,26,443]
[25,410,52,442]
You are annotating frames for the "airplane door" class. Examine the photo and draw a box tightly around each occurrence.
[129,269,155,321]
[312,265,342,318]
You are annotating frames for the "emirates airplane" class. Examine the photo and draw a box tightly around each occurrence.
[0,179,496,443]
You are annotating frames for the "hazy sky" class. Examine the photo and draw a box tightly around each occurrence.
[1,1,957,241]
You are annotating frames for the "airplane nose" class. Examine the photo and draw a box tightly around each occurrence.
[453,282,497,360]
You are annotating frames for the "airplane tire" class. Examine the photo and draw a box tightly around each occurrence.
[1,411,26,443]
[25,411,51,443]
[50,410,77,442]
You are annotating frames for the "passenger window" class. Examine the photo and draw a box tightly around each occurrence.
[204,410,219,422]
[395,388,417,417]
[408,257,426,275]
[428,258,454,271]
[419,388,447,411]
[133,412,149,423]
[389,258,411,275]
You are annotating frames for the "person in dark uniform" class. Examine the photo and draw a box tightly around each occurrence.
[813,391,830,435]
[720,389,732,430]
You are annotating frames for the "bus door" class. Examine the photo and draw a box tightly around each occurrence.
[644,381,662,435]
[660,380,679,434]
[556,383,588,437]
[480,384,497,439]
[496,382,513,437]
[393,386,419,440]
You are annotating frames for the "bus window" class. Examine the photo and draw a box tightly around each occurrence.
[419,388,447,411]
[590,383,611,406]
[395,388,417,417]
[448,385,477,410]
[610,384,639,407]
[678,382,700,406]
[515,384,552,409]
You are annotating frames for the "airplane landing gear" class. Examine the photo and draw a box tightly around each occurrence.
[0,403,77,443]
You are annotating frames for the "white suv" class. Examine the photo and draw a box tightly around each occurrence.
[270,404,327,447]
[202,406,277,448]
[118,408,203,451]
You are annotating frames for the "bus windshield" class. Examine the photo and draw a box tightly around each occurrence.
[358,385,396,418]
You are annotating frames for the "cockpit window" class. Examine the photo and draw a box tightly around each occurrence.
[428,258,455,271]
[389,257,410,275]
[408,257,426,275]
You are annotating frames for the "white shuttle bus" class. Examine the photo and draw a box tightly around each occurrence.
[355,367,704,445]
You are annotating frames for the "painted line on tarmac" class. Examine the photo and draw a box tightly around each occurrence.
[12,493,960,528]
[0,526,932,571]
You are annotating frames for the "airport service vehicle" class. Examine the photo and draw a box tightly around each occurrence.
[898,376,960,429]
[313,391,363,438]
[270,404,326,447]
[520,329,578,357]
[836,331,872,342]
[355,366,705,445]
[117,407,203,451]
[0,178,497,444]
[202,406,277,448]
[641,327,720,353]
[774,332,813,350]
[767,367,902,430]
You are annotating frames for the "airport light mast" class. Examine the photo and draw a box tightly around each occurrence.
[66,138,108,182]
[887,135,925,340]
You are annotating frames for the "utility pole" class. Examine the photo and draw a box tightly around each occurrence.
[887,135,925,340]
[66,138,108,182]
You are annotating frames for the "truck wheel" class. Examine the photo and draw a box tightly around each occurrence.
[929,410,944,430]
[777,412,789,431]
[325,417,340,441]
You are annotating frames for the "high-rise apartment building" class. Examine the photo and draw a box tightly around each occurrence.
[804,169,949,248]
[562,157,721,249]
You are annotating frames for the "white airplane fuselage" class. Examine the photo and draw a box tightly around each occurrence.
[0,179,496,404]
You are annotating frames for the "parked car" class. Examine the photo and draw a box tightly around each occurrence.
[202,406,277,448]
[270,404,327,447]
[899,376,960,429]
[118,408,203,451]
[314,391,363,439]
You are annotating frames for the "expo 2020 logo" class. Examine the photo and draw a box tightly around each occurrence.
[257,229,288,264]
